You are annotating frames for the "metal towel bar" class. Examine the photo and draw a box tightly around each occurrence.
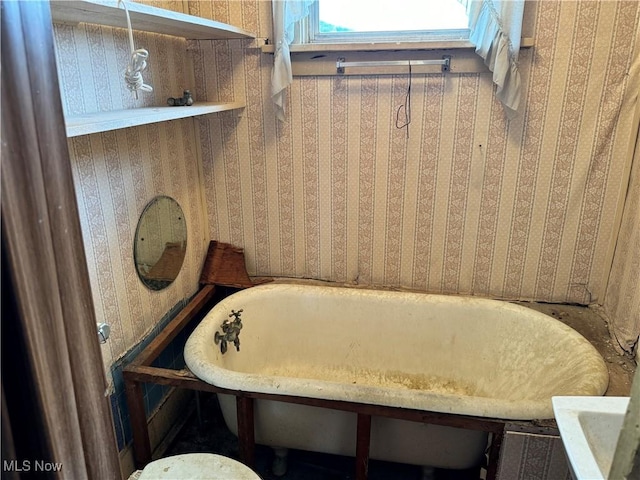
[336,55,451,74]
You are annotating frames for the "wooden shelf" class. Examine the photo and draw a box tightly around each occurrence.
[50,0,255,40]
[65,102,244,137]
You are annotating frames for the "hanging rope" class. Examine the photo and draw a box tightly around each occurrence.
[118,0,153,99]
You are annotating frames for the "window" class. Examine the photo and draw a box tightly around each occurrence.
[304,0,470,44]
[270,0,528,119]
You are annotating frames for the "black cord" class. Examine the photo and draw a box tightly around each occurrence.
[395,63,412,138]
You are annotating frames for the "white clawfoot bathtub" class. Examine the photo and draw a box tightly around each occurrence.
[185,283,608,470]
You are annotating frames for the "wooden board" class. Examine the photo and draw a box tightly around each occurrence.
[199,240,272,288]
[50,0,255,40]
[65,102,244,137]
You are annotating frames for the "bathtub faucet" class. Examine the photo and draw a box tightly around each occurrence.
[214,309,243,354]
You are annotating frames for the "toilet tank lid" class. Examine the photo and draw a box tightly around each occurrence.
[136,453,261,480]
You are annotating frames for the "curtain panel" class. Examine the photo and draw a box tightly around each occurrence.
[459,0,525,117]
[271,0,315,121]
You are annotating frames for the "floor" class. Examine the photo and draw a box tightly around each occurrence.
[166,393,482,480]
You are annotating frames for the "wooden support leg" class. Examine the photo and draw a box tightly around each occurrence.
[486,429,505,480]
[124,379,151,469]
[236,396,255,468]
[355,413,372,480]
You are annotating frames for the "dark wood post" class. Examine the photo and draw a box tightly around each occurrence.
[355,413,372,480]
[236,396,255,468]
[124,379,152,468]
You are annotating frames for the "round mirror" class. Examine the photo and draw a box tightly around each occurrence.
[134,196,187,291]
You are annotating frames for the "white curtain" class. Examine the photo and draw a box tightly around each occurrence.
[271,0,315,120]
[459,0,525,117]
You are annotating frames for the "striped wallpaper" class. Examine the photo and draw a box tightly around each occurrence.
[67,121,208,376]
[52,0,640,380]
[605,124,640,353]
[192,0,640,307]
[53,6,209,377]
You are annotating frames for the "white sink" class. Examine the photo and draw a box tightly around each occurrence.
[552,396,630,480]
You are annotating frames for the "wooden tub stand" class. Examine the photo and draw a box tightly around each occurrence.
[122,242,554,480]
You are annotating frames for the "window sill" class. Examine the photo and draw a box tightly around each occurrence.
[260,37,534,54]
[260,38,533,76]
